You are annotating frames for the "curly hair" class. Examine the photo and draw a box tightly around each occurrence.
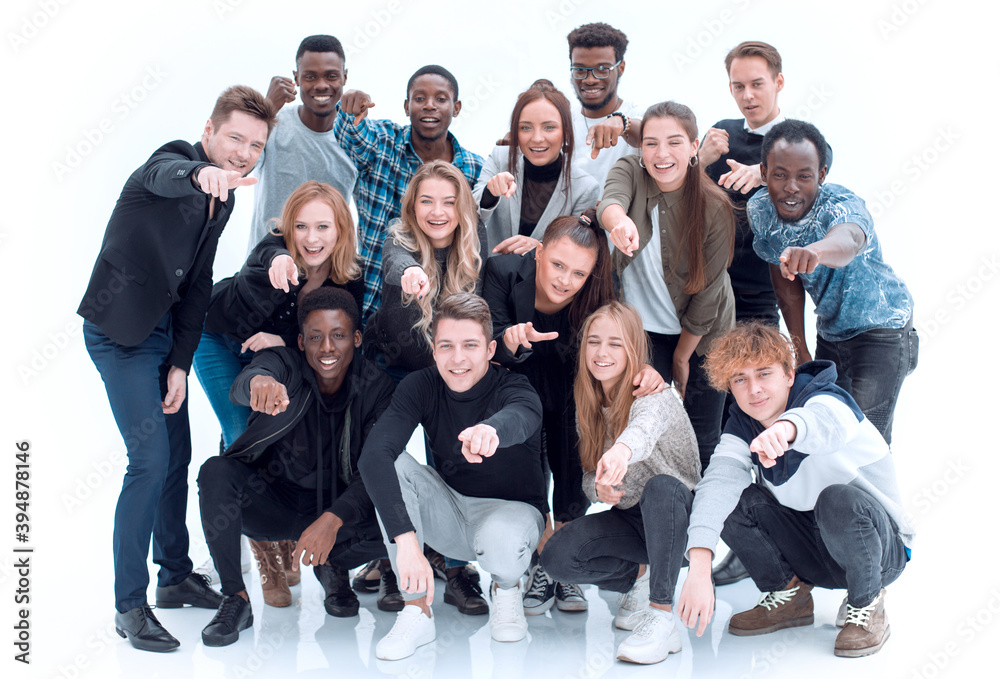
[567,22,629,62]
[704,322,797,392]
[761,119,829,170]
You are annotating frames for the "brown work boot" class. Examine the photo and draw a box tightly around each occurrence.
[279,541,300,587]
[728,581,814,636]
[835,589,890,657]
[249,539,292,607]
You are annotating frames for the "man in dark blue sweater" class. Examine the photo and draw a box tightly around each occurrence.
[359,293,546,661]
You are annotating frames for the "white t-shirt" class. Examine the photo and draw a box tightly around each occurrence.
[570,99,645,190]
[621,207,681,335]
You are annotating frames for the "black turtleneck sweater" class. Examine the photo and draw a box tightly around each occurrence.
[478,156,562,237]
[358,363,547,540]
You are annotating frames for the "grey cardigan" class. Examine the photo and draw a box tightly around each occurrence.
[473,145,601,251]
[582,389,701,509]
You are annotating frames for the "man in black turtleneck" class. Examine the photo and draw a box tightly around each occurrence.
[196,287,394,647]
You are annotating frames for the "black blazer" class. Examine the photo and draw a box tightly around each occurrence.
[482,251,539,366]
[78,140,231,372]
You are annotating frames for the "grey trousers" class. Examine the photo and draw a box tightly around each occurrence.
[378,454,544,601]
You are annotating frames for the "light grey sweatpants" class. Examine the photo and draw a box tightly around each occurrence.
[377,453,544,601]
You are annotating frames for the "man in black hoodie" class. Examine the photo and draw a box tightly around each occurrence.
[196,287,394,647]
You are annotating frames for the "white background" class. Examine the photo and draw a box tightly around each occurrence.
[1,0,997,677]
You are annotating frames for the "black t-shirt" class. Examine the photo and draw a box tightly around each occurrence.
[359,364,547,540]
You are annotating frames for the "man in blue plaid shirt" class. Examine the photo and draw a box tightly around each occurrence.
[335,65,484,322]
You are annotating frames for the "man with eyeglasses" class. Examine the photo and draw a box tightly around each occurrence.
[566,22,645,185]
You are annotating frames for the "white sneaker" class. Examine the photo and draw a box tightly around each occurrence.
[491,582,528,642]
[615,570,650,630]
[836,595,848,627]
[522,565,555,615]
[195,537,252,585]
[616,608,682,664]
[376,605,436,661]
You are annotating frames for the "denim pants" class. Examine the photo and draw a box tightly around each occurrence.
[378,454,544,599]
[721,483,909,608]
[541,475,693,605]
[192,331,253,448]
[197,455,386,596]
[647,331,726,473]
[84,317,194,612]
[815,318,919,445]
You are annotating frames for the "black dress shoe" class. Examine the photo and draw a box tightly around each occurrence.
[712,551,750,586]
[156,572,225,609]
[202,595,253,647]
[315,564,360,617]
[443,567,489,615]
[377,559,404,612]
[424,545,480,585]
[115,604,180,652]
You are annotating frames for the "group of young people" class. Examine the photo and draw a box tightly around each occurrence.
[78,22,918,668]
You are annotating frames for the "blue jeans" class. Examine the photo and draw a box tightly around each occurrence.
[541,475,692,605]
[192,331,253,449]
[815,318,919,445]
[721,484,908,608]
[84,317,194,611]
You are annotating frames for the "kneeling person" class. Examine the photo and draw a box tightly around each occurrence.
[359,292,547,661]
[677,323,914,658]
[197,288,394,646]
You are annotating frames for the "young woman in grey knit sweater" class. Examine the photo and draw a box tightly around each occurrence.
[541,301,701,665]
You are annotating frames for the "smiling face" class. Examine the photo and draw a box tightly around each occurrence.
[404,74,459,143]
[534,236,597,310]
[763,138,827,223]
[432,318,496,393]
[294,50,347,119]
[569,45,622,114]
[584,314,628,393]
[517,99,564,167]
[728,56,783,130]
[297,309,362,394]
[291,197,339,272]
[413,176,460,248]
[728,362,795,428]
[201,110,268,176]
[640,116,698,193]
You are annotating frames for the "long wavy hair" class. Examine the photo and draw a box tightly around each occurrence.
[640,101,734,294]
[391,161,482,346]
[574,302,650,472]
[274,181,360,285]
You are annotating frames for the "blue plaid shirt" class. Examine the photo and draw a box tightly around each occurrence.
[333,106,484,321]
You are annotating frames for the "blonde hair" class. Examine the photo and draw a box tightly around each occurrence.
[392,161,482,346]
[275,181,360,285]
[574,302,650,472]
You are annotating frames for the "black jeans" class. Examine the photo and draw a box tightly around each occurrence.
[540,475,693,605]
[721,484,908,608]
[647,331,726,473]
[197,455,385,597]
[815,318,919,444]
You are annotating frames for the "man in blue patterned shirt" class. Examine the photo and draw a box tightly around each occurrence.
[334,65,484,322]
[747,120,917,444]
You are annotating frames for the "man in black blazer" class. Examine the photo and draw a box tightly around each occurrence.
[79,85,276,652]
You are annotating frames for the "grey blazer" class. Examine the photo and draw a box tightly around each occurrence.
[473,145,601,251]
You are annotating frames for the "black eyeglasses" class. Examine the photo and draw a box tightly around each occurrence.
[570,61,622,80]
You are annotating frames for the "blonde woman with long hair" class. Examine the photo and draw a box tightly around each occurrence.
[541,301,701,665]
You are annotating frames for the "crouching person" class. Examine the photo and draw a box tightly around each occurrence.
[197,288,395,646]
[359,292,547,661]
[541,302,701,665]
[677,322,914,657]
